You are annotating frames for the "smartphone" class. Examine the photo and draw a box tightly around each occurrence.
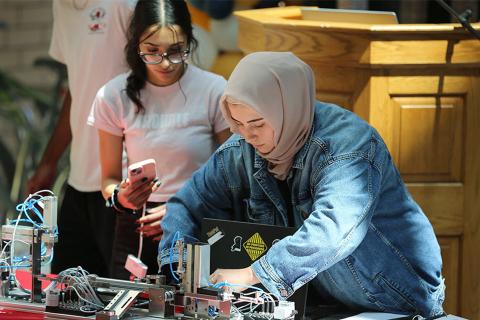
[127,159,157,184]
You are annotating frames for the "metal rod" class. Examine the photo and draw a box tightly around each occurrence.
[434,0,480,40]
[30,229,43,303]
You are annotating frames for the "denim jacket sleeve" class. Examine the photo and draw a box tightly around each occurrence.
[251,143,385,299]
[158,143,237,268]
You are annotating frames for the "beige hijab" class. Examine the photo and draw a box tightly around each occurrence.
[220,52,315,180]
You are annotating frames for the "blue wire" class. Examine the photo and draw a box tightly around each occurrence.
[169,231,181,282]
[4,195,56,271]
[42,250,54,266]
[211,281,265,293]
[41,243,47,255]
[28,200,44,223]
[9,219,33,224]
[14,204,36,225]
[0,250,54,269]
[15,197,45,227]
[0,264,31,269]
[182,234,200,242]
[167,232,203,283]
[9,219,43,229]
[12,256,29,263]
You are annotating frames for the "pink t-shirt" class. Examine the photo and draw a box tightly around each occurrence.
[88,65,229,202]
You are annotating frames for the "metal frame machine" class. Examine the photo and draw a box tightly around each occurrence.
[0,191,296,320]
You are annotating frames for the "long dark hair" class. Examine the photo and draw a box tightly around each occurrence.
[125,0,197,113]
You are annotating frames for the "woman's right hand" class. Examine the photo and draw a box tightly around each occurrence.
[116,178,160,210]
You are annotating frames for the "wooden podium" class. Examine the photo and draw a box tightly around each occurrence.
[235,7,480,319]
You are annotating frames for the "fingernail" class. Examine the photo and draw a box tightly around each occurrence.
[141,177,148,183]
[153,177,159,183]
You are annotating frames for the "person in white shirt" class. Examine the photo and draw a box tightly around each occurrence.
[88,0,231,279]
[27,0,136,276]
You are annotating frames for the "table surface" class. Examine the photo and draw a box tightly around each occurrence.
[0,309,45,319]
[2,272,459,320]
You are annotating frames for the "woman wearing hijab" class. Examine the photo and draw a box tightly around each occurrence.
[158,52,445,317]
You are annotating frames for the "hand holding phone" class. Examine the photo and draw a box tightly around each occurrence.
[128,159,157,184]
[116,159,159,211]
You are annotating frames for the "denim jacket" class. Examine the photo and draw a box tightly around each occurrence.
[159,101,443,313]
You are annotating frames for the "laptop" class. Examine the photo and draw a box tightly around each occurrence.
[301,7,398,25]
[201,218,308,320]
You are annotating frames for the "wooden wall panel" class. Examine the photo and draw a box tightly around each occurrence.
[368,77,396,151]
[311,65,358,94]
[370,39,480,65]
[263,27,371,66]
[460,76,480,319]
[407,183,464,236]
[392,97,464,182]
[388,75,470,95]
[237,19,266,53]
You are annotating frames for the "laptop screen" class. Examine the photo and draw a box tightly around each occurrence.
[201,218,308,319]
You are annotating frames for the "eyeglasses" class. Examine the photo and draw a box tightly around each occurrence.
[139,49,189,65]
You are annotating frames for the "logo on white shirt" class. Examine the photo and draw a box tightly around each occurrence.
[88,7,106,33]
[133,113,193,130]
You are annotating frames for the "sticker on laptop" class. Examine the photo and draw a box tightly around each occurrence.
[231,236,243,252]
[206,226,224,245]
[243,232,267,261]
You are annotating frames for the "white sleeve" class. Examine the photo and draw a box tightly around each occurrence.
[87,86,124,137]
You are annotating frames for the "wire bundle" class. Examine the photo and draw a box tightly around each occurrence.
[0,190,56,293]
[55,266,105,313]
[211,282,278,319]
[167,231,286,319]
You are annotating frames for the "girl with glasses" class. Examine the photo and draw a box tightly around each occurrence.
[88,0,231,279]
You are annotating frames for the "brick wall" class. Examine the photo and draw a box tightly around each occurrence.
[0,0,56,217]
[0,0,56,91]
